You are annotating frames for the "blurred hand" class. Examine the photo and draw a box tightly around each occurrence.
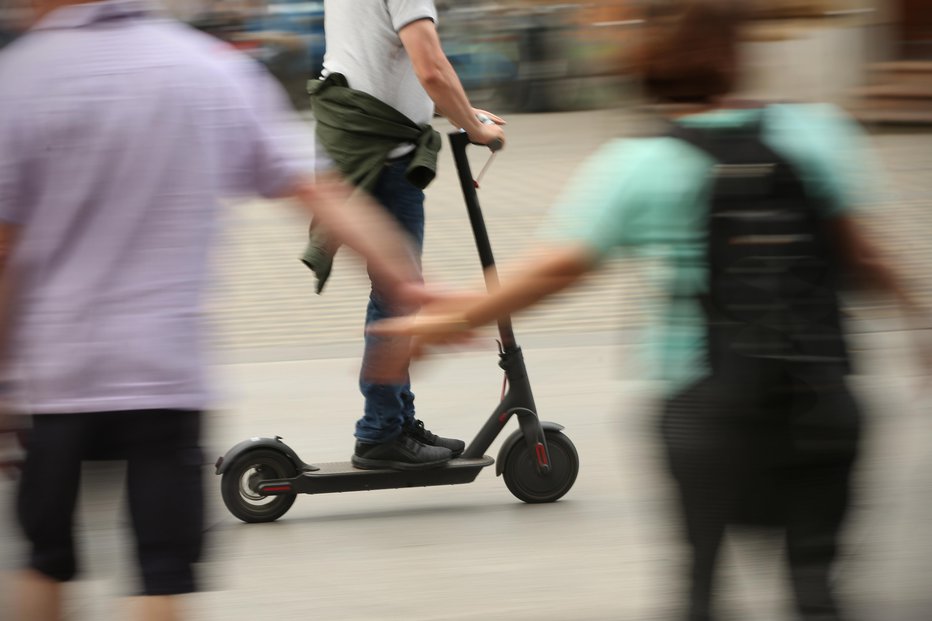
[372,313,476,361]
[360,286,487,384]
[369,289,487,359]
[467,109,506,149]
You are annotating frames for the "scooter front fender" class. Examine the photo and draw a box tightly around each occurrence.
[214,436,313,475]
[495,422,565,477]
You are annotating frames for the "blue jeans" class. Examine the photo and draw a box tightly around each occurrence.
[356,156,424,444]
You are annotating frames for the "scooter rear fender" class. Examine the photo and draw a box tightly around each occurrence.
[214,436,313,475]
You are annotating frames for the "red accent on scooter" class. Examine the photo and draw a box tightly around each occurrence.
[261,485,293,493]
[535,443,549,467]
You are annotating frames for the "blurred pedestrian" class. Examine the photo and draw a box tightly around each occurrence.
[302,0,506,471]
[372,1,931,619]
[0,1,421,619]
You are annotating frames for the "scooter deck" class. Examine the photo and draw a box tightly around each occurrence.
[258,456,495,496]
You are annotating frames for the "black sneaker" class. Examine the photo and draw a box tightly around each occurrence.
[404,419,466,458]
[352,432,452,471]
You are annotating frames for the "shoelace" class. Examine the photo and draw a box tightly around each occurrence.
[408,419,438,442]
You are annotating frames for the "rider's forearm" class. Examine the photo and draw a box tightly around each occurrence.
[419,58,483,135]
[400,20,483,135]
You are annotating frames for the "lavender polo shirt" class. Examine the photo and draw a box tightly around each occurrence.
[0,1,324,414]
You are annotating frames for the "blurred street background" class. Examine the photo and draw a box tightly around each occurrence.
[1,1,931,620]
[157,0,932,120]
[3,1,932,118]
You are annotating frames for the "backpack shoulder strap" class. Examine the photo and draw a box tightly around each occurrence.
[667,111,813,203]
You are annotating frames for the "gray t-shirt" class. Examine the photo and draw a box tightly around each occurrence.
[322,0,437,127]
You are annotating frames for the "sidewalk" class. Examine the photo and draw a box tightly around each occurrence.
[1,332,930,620]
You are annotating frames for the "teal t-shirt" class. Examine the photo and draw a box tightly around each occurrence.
[545,104,879,394]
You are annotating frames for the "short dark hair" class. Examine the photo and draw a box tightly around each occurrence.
[640,0,745,104]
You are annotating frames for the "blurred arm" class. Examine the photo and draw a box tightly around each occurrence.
[834,216,932,378]
[289,172,422,305]
[462,245,596,329]
[391,141,638,338]
[217,58,422,303]
[792,105,931,331]
[373,244,596,346]
[399,19,503,145]
[832,215,929,325]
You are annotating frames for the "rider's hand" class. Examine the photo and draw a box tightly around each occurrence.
[466,109,506,149]
[472,108,506,126]
[451,109,505,128]
[468,122,506,149]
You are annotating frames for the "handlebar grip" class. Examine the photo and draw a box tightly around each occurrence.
[486,138,504,153]
[459,129,504,153]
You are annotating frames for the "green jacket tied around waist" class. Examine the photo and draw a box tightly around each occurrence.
[302,72,442,292]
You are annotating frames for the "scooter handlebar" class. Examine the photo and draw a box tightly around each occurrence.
[452,129,503,153]
[484,137,504,153]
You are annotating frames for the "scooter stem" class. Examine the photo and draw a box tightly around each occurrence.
[448,131,517,350]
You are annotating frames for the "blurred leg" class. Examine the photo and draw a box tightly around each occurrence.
[357,289,412,443]
[679,486,728,621]
[784,378,861,621]
[357,157,425,443]
[662,379,747,621]
[13,569,65,621]
[124,410,204,599]
[785,462,852,621]
[15,414,88,618]
[129,595,183,621]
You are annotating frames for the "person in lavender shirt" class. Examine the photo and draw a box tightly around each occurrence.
[0,1,423,619]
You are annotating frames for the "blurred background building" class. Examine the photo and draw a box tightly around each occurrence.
[2,1,930,122]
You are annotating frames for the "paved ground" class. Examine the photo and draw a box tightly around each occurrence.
[1,109,930,621]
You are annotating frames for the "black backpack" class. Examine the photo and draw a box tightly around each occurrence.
[670,115,850,386]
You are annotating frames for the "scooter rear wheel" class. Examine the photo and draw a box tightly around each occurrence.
[221,449,298,523]
[503,430,579,503]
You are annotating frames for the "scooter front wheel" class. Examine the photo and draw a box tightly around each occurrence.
[503,430,579,504]
[221,449,298,523]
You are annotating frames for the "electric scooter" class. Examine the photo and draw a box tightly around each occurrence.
[215,131,580,523]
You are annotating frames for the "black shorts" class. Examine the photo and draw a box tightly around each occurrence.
[16,409,204,596]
